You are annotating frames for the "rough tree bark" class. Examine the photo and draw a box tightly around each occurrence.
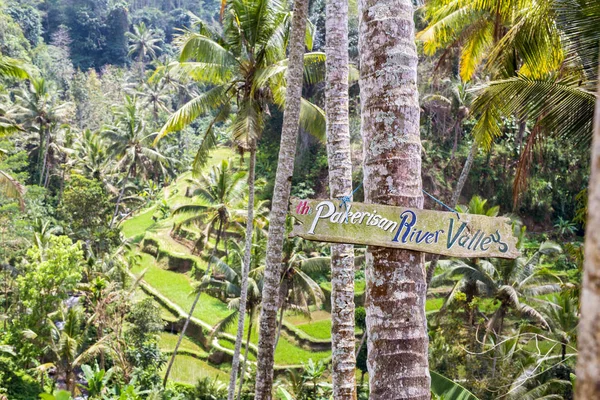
[358,0,430,397]
[426,141,478,287]
[575,61,600,400]
[254,0,309,397]
[228,147,256,400]
[325,0,357,396]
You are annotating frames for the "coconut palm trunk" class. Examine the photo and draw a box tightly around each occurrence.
[110,163,134,228]
[358,0,430,397]
[575,60,600,400]
[325,0,356,396]
[426,141,478,286]
[254,0,310,397]
[236,314,254,400]
[228,147,256,400]
[163,221,224,387]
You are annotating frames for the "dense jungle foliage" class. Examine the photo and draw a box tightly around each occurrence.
[0,0,594,398]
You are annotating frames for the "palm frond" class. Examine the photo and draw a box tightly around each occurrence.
[0,170,26,210]
[156,84,233,142]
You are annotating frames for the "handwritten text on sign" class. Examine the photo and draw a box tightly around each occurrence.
[290,199,520,259]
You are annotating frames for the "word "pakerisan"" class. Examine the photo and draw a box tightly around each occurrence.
[306,201,509,253]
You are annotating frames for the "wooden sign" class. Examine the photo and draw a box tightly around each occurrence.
[290,199,520,259]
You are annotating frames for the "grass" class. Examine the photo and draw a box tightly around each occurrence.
[163,355,228,384]
[132,253,231,326]
[125,146,332,367]
[134,253,330,365]
[426,297,445,312]
[121,206,157,239]
[218,339,257,361]
[285,310,332,325]
[158,332,209,356]
[320,280,366,294]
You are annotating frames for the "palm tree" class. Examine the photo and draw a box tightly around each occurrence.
[0,54,29,80]
[0,152,25,210]
[207,240,264,400]
[27,306,107,395]
[71,129,113,187]
[0,59,28,208]
[359,0,430,397]
[12,78,71,185]
[104,96,173,228]
[172,158,248,256]
[575,33,600,398]
[274,237,327,349]
[324,0,356,396]
[253,0,315,395]
[156,1,324,397]
[417,0,560,82]
[543,293,578,362]
[432,239,563,338]
[137,78,172,126]
[126,22,162,68]
[460,0,598,205]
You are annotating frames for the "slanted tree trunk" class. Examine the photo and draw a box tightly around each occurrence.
[39,128,50,186]
[236,314,254,400]
[575,60,600,400]
[358,0,430,396]
[228,147,256,400]
[325,0,356,396]
[274,295,286,350]
[110,163,134,228]
[163,222,224,387]
[254,0,309,397]
[426,141,478,286]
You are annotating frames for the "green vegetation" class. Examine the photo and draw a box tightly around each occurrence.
[164,355,229,385]
[0,0,593,398]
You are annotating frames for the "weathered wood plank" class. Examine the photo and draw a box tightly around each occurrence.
[289,199,520,259]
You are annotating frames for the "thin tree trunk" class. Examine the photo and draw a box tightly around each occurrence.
[110,163,134,228]
[575,58,600,400]
[451,123,459,159]
[162,286,202,387]
[37,125,45,183]
[228,147,256,400]
[426,141,478,286]
[273,299,285,351]
[325,0,356,396]
[39,128,50,186]
[355,331,367,357]
[358,0,430,396]
[236,316,254,400]
[254,0,309,397]
[163,223,224,387]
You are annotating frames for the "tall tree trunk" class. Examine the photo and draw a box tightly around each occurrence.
[228,147,256,400]
[358,0,430,397]
[37,124,45,184]
[426,141,478,286]
[273,298,286,350]
[355,331,367,356]
[162,284,203,387]
[325,0,356,396]
[110,163,134,228]
[575,60,600,400]
[236,315,254,400]
[163,224,224,387]
[39,128,50,186]
[254,0,309,397]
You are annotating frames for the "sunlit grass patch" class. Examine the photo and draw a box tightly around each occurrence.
[132,253,231,326]
[163,355,228,384]
[158,332,208,356]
